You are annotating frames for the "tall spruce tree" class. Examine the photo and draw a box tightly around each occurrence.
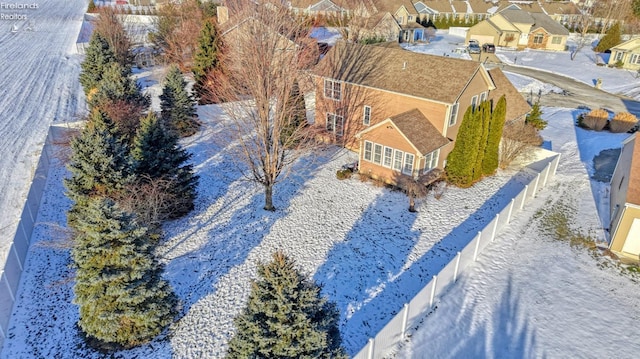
[445,106,482,187]
[64,110,133,230]
[80,33,117,98]
[131,112,199,219]
[72,197,177,349]
[595,22,622,52]
[160,65,200,137]
[525,100,546,130]
[90,62,150,141]
[227,252,347,359]
[482,95,507,176]
[192,18,222,103]
[472,101,492,182]
[279,79,307,148]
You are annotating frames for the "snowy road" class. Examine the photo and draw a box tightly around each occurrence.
[0,1,86,262]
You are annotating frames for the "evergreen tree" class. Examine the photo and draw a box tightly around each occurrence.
[445,106,481,187]
[634,0,640,18]
[279,79,307,148]
[64,110,133,230]
[79,33,117,98]
[90,62,150,141]
[482,95,507,176]
[160,65,200,137]
[192,19,223,103]
[472,101,491,182]
[131,112,199,219]
[525,100,547,130]
[72,197,177,349]
[227,252,347,359]
[595,22,622,52]
[87,0,96,13]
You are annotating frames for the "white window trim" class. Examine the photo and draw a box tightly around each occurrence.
[363,141,373,161]
[373,144,383,164]
[449,102,459,126]
[363,105,371,126]
[403,153,415,176]
[551,36,561,44]
[423,149,440,173]
[393,149,403,171]
[326,112,344,136]
[383,147,393,168]
[471,95,478,110]
[533,33,544,44]
[479,91,487,103]
[323,79,342,100]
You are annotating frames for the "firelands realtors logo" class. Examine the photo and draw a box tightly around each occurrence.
[1,2,39,20]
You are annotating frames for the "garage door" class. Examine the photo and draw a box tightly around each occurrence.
[622,218,640,256]
[469,35,494,46]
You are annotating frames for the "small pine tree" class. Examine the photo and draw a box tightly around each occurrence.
[131,112,199,219]
[87,0,97,13]
[446,106,481,187]
[482,95,507,176]
[79,33,117,98]
[472,101,492,182]
[64,111,133,230]
[595,22,622,52]
[72,197,177,349]
[160,65,200,137]
[279,80,307,148]
[192,19,223,103]
[525,100,547,130]
[227,251,347,359]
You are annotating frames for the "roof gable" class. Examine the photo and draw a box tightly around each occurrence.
[612,37,640,52]
[487,68,531,123]
[313,41,489,104]
[530,12,569,36]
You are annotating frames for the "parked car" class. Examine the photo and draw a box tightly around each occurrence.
[482,43,495,53]
[468,43,481,54]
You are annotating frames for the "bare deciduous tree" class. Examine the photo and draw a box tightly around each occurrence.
[210,1,320,211]
[572,4,595,61]
[94,6,132,67]
[499,122,543,169]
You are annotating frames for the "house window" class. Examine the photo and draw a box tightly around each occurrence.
[323,79,341,100]
[477,14,483,20]
[533,34,544,44]
[397,16,404,24]
[631,54,640,64]
[424,149,440,173]
[363,141,373,161]
[480,91,487,103]
[408,15,413,21]
[551,36,562,45]
[363,105,371,126]
[615,51,623,61]
[449,102,459,126]
[471,95,478,110]
[432,14,438,21]
[403,153,415,176]
[393,150,403,171]
[326,113,344,136]
[373,144,383,164]
[383,147,393,167]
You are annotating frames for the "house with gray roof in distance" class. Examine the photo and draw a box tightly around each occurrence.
[466,4,569,50]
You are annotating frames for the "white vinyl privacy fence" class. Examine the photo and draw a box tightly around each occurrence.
[354,153,561,359]
[0,124,77,350]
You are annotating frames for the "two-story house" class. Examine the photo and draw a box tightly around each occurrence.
[312,41,530,184]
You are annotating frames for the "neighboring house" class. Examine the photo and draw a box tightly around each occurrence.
[609,134,640,260]
[466,6,569,50]
[312,41,530,184]
[288,0,352,17]
[350,12,402,42]
[355,0,426,43]
[608,38,640,71]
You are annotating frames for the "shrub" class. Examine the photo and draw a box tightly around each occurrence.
[336,168,352,180]
[525,101,547,130]
[581,109,609,131]
[499,122,543,169]
[615,60,624,68]
[594,22,622,52]
[609,112,638,133]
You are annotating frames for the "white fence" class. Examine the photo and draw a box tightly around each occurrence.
[0,125,74,350]
[354,153,561,359]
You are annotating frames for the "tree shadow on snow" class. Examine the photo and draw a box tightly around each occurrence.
[316,161,545,355]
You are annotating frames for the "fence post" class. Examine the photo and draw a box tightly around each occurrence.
[542,161,551,187]
[552,154,561,176]
[3,274,14,302]
[429,275,437,307]
[532,173,541,197]
[367,338,375,359]
[491,214,499,242]
[453,252,461,282]
[520,186,528,209]
[401,303,410,338]
[12,245,23,271]
[507,199,515,224]
[473,232,482,261]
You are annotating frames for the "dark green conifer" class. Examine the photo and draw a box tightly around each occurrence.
[227,251,347,359]
[79,33,117,98]
[279,80,307,148]
[131,112,199,219]
[482,96,507,176]
[72,197,177,349]
[595,22,622,52]
[160,65,200,137]
[525,100,546,130]
[472,101,492,181]
[445,106,481,187]
[192,19,223,103]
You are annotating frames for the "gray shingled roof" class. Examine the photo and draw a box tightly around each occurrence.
[499,9,535,24]
[487,68,531,123]
[313,41,483,104]
[530,12,570,36]
[389,109,450,155]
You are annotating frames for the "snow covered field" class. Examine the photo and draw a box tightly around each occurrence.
[2,22,640,358]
